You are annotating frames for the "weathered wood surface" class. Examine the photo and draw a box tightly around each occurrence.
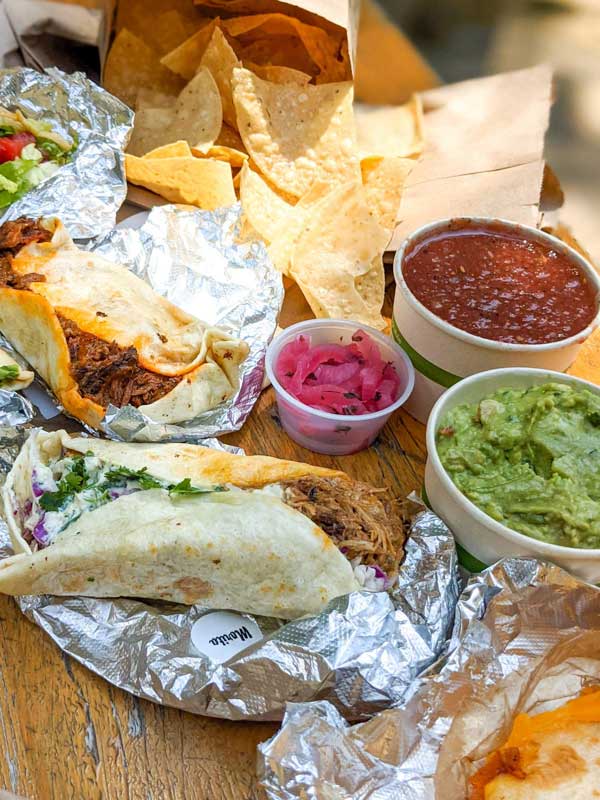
[0,289,424,799]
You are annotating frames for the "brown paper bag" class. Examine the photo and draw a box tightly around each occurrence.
[390,64,553,251]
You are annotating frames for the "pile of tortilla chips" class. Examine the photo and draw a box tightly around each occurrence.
[106,0,424,329]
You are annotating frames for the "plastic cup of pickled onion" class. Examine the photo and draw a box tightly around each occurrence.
[265,319,415,455]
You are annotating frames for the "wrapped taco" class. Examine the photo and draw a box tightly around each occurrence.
[0,218,248,428]
[0,431,405,618]
[470,689,600,799]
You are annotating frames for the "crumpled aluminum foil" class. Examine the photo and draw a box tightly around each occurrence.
[0,437,459,721]
[258,557,600,798]
[0,67,132,239]
[91,203,283,440]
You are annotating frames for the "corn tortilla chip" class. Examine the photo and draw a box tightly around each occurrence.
[126,155,236,209]
[355,95,425,158]
[222,13,348,82]
[235,36,317,77]
[199,27,240,128]
[360,155,415,234]
[127,68,222,156]
[239,162,292,244]
[104,29,185,108]
[160,18,218,80]
[267,180,333,275]
[191,145,247,166]
[136,88,176,109]
[232,67,360,199]
[145,141,193,158]
[245,63,311,85]
[289,181,387,329]
[144,10,200,56]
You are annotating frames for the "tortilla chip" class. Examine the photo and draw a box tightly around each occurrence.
[235,36,317,77]
[216,123,246,150]
[222,13,348,82]
[126,155,236,209]
[127,68,222,156]
[289,181,388,328]
[116,0,202,36]
[568,328,600,385]
[199,27,240,128]
[232,67,360,199]
[245,63,311,85]
[135,88,177,109]
[104,28,185,108]
[267,181,333,276]
[145,141,193,158]
[360,155,415,234]
[192,145,247,167]
[160,18,218,80]
[239,162,292,244]
[355,95,425,158]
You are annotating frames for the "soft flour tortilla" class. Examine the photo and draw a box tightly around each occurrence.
[0,431,358,618]
[0,219,248,429]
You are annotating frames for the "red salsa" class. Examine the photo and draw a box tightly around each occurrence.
[402,221,598,344]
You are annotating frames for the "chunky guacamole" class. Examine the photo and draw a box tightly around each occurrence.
[436,383,600,548]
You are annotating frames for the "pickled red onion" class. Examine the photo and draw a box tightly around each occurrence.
[275,329,401,415]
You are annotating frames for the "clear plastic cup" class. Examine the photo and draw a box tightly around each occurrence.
[265,319,415,455]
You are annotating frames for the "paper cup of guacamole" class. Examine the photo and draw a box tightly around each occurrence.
[393,217,600,423]
[425,367,600,582]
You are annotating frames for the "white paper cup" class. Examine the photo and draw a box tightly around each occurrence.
[392,217,600,423]
[425,368,600,582]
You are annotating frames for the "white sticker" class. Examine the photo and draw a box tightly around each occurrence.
[190,611,263,664]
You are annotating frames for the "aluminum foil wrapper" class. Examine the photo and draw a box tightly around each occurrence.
[0,67,132,239]
[0,431,459,720]
[92,203,283,441]
[258,557,600,798]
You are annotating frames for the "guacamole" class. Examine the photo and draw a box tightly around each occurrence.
[436,383,600,549]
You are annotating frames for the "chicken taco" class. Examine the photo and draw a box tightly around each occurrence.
[0,431,405,618]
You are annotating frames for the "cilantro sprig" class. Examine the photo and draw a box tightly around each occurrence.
[38,459,225,512]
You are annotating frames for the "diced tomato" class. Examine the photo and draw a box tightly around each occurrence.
[0,132,36,163]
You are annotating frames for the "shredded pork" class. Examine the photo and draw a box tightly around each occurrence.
[282,476,406,578]
[58,315,181,408]
[0,217,181,409]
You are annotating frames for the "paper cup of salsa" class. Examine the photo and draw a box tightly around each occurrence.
[425,367,600,582]
[392,217,600,422]
[265,320,414,455]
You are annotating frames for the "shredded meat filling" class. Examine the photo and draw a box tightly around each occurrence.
[0,217,51,289]
[0,217,181,410]
[58,315,181,409]
[282,476,406,577]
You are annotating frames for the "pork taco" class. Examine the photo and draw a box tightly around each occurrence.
[0,218,248,429]
[0,431,405,618]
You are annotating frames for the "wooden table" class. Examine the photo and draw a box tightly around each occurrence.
[0,289,425,800]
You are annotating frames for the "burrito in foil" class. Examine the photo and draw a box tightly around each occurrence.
[0,218,249,428]
[470,689,600,799]
[0,431,405,617]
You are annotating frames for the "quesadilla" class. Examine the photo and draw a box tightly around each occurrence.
[0,218,248,429]
[470,689,600,799]
[0,430,405,618]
